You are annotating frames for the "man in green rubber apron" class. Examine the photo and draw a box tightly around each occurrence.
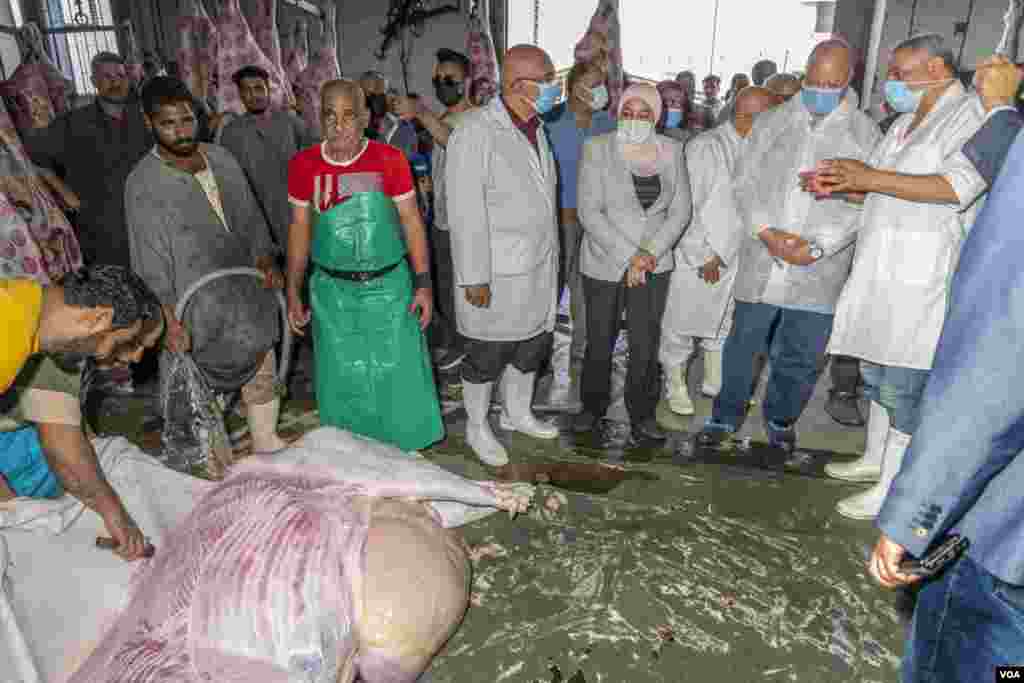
[286,79,443,452]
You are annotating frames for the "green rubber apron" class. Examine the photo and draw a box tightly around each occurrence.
[310,191,443,451]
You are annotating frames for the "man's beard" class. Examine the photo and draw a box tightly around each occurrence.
[159,138,199,158]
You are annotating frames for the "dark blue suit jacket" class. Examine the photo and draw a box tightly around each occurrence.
[962,108,1024,186]
[879,131,1024,585]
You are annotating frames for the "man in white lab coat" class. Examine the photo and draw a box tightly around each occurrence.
[660,86,778,416]
[445,45,562,466]
[816,33,986,520]
[693,39,881,452]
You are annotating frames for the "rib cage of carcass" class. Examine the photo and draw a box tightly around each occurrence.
[177,0,218,106]
[119,20,145,87]
[296,0,341,137]
[213,0,294,114]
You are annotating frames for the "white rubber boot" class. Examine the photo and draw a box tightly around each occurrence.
[836,428,911,520]
[826,401,889,482]
[247,398,289,453]
[666,364,694,416]
[701,349,723,397]
[463,381,509,466]
[499,367,559,439]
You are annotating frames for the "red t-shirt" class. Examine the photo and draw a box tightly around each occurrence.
[287,140,415,214]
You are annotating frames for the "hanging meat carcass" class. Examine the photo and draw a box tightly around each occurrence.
[250,0,294,106]
[282,18,309,95]
[213,0,294,114]
[466,0,498,107]
[295,0,341,137]
[177,0,218,106]
[574,0,624,118]
[0,97,82,284]
[0,22,73,135]
[119,20,145,87]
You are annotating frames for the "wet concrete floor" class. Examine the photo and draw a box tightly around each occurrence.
[91,333,905,683]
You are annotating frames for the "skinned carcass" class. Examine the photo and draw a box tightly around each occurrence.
[213,0,293,114]
[250,0,294,105]
[466,0,498,107]
[0,22,73,135]
[574,0,624,118]
[177,0,218,106]
[282,18,309,95]
[295,0,341,137]
[119,20,145,87]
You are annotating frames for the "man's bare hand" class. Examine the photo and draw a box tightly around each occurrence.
[287,291,311,336]
[101,506,148,561]
[410,287,433,329]
[817,158,875,194]
[464,284,491,308]
[260,265,285,289]
[974,55,1022,112]
[699,255,723,283]
[869,533,923,589]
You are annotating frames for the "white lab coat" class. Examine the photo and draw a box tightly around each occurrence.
[445,98,559,341]
[730,91,882,311]
[828,82,986,370]
[660,124,746,365]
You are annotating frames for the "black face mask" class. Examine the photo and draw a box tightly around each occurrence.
[432,77,465,107]
[366,93,388,118]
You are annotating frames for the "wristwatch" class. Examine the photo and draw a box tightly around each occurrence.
[808,243,825,261]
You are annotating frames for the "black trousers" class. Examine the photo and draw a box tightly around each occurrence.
[461,332,554,384]
[581,271,670,423]
[830,354,861,394]
[428,228,463,352]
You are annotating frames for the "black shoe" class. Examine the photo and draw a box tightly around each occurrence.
[694,425,732,447]
[632,417,667,442]
[825,391,865,427]
[572,410,599,433]
[766,420,797,453]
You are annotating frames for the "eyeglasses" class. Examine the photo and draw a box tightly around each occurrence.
[322,111,360,128]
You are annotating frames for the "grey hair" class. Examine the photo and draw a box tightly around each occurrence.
[896,33,957,72]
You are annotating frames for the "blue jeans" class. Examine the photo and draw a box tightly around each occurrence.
[903,554,1024,683]
[859,361,931,435]
[710,301,833,431]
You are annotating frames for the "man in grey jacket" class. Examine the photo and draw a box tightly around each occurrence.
[219,65,314,251]
[126,77,288,455]
[694,39,881,452]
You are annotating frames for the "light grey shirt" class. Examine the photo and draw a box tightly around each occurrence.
[219,110,314,249]
[431,109,471,232]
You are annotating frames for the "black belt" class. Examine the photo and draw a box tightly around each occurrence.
[317,261,400,282]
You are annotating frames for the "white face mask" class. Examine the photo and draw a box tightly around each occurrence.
[618,118,654,144]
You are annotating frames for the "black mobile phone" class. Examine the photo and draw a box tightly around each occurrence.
[898,535,969,578]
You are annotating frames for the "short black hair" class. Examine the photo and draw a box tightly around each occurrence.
[63,265,162,329]
[91,51,125,75]
[232,65,271,87]
[436,48,470,74]
[140,76,195,116]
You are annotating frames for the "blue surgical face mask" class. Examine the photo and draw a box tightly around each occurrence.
[801,86,845,115]
[664,108,684,128]
[883,80,923,113]
[530,80,563,115]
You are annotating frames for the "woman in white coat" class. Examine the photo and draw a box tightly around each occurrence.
[573,84,692,441]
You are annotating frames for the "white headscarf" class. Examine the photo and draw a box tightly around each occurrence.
[617,83,669,177]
